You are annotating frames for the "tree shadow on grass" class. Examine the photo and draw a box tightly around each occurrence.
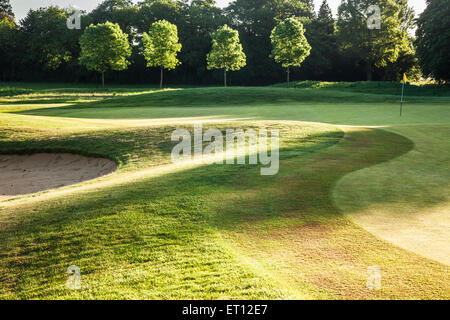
[3,127,437,299]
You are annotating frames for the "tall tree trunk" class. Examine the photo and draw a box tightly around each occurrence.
[160,67,163,90]
[287,66,290,88]
[102,71,105,90]
[224,69,227,87]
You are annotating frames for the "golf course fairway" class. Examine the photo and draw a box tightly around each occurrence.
[0,83,448,299]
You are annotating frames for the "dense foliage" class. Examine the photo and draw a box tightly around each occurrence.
[0,0,13,20]
[79,22,132,88]
[271,17,311,87]
[0,0,447,85]
[0,17,16,81]
[416,0,450,82]
[337,0,413,81]
[207,24,246,87]
[143,19,182,88]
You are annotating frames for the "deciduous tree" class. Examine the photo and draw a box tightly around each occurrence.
[271,17,311,87]
[225,0,312,85]
[0,0,13,20]
[207,25,246,87]
[0,17,17,80]
[181,0,228,84]
[20,7,82,73]
[79,22,132,89]
[142,19,182,89]
[416,0,450,82]
[337,0,412,81]
[90,0,138,41]
[301,0,337,81]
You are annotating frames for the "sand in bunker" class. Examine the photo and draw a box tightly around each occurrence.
[0,153,117,200]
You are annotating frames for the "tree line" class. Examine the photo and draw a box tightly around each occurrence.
[0,0,449,86]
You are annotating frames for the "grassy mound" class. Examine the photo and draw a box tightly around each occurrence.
[274,80,450,96]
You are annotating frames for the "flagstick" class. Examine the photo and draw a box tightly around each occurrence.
[400,80,405,117]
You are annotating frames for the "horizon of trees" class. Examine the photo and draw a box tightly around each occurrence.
[0,0,448,86]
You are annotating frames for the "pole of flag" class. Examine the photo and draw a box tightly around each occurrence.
[400,73,407,117]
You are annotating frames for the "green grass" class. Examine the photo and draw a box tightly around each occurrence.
[0,82,448,299]
[274,80,450,96]
[0,121,344,299]
[11,87,449,126]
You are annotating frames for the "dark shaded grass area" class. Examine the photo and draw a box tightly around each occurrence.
[0,123,343,169]
[275,80,450,97]
[16,87,448,113]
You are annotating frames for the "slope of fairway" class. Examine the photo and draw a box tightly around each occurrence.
[0,85,449,299]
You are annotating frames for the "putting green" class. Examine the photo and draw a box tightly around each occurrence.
[334,124,450,265]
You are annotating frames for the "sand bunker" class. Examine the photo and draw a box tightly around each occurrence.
[0,153,117,200]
